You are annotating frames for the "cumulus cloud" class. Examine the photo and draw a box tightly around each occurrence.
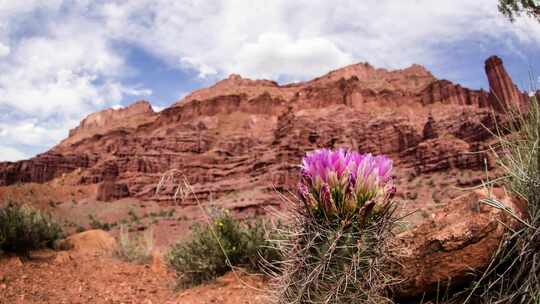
[0,146,29,162]
[151,105,165,112]
[0,119,70,148]
[1,0,540,161]
[0,3,151,161]
[0,43,9,57]
[231,33,353,80]
[0,22,126,117]
[91,0,540,80]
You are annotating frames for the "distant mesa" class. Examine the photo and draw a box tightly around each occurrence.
[0,55,532,206]
[61,100,157,148]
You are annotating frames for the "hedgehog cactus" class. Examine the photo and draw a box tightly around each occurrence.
[274,148,398,304]
[299,148,395,221]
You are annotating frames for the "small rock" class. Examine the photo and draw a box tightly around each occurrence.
[54,251,73,264]
[136,225,147,231]
[11,257,23,267]
[64,229,117,254]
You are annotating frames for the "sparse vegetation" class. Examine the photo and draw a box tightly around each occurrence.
[177,215,189,221]
[432,191,442,204]
[407,191,419,200]
[0,202,63,256]
[498,0,540,21]
[115,225,154,264]
[167,209,281,288]
[460,96,540,303]
[128,209,140,223]
[88,214,114,231]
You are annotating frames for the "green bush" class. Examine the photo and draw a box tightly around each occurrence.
[0,203,63,256]
[88,214,113,231]
[167,210,281,288]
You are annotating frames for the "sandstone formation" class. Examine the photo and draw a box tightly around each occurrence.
[61,229,117,255]
[0,56,528,207]
[64,100,157,146]
[485,55,529,112]
[392,188,525,298]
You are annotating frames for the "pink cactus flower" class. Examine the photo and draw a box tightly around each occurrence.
[300,148,394,219]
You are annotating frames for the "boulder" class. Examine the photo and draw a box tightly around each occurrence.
[392,188,525,298]
[62,229,117,255]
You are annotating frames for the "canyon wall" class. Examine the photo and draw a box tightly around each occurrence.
[0,56,529,209]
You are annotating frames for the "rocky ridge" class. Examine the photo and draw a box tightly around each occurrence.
[0,56,531,211]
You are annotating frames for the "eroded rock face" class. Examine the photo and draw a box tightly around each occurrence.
[392,188,525,298]
[61,100,157,147]
[485,55,529,112]
[96,181,130,202]
[0,153,93,186]
[0,56,528,209]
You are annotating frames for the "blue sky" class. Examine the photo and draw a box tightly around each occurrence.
[1,1,540,161]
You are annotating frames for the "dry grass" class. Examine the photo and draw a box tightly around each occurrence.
[156,169,281,290]
[451,96,540,304]
[114,224,154,264]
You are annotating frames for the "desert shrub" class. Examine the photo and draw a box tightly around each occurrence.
[460,96,540,303]
[115,225,154,264]
[0,202,63,256]
[88,214,112,231]
[273,149,398,304]
[167,209,281,288]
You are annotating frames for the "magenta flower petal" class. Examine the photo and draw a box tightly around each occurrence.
[299,148,394,219]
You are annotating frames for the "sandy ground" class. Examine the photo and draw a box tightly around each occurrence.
[0,250,268,304]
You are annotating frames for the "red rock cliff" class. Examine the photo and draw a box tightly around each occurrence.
[485,55,529,112]
[0,56,529,206]
[59,100,157,148]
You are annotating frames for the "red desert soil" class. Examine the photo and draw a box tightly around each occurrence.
[176,272,269,304]
[0,252,268,304]
[0,230,269,304]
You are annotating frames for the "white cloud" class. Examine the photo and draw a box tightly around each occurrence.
[0,42,9,57]
[231,33,353,79]
[0,22,126,117]
[0,145,29,162]
[91,0,540,80]
[2,0,540,161]
[0,4,151,161]
[0,117,79,156]
[151,104,165,112]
